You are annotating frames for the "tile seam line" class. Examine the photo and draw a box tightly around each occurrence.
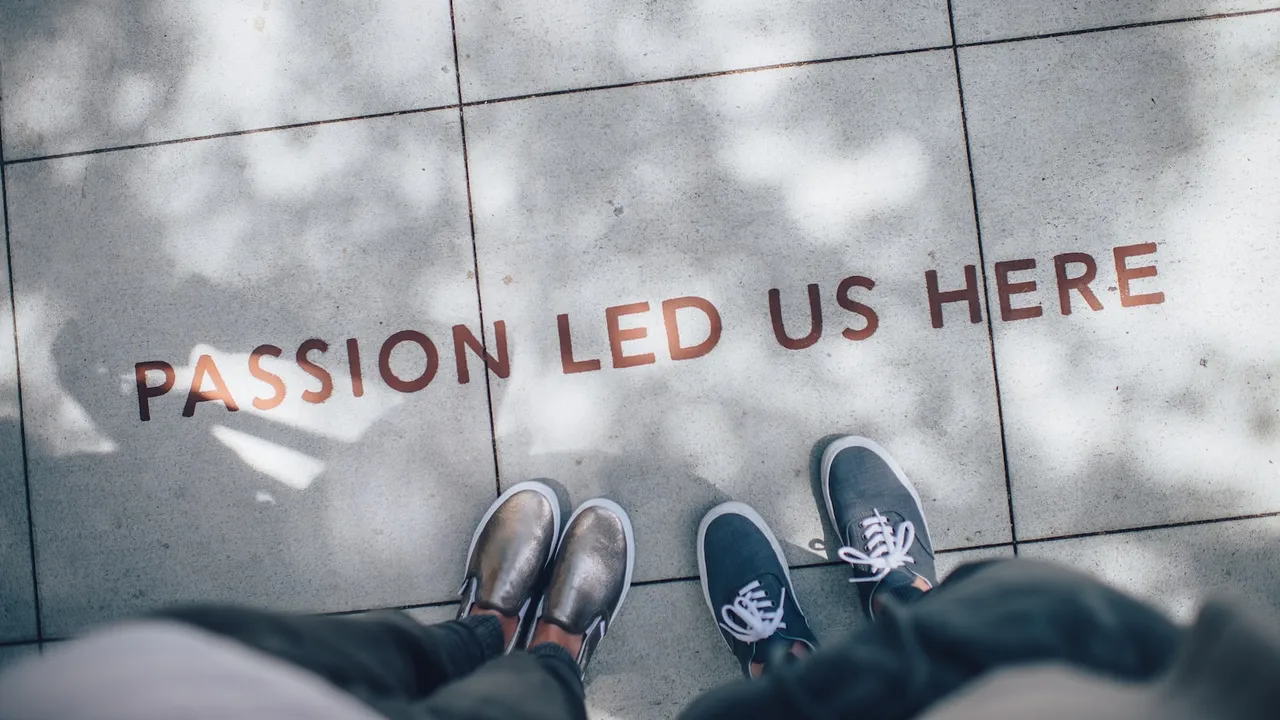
[1018,510,1280,545]
[1,104,460,165]
[0,639,41,649]
[953,4,1280,49]
[458,43,949,106]
[448,0,501,498]
[314,541,1025,620]
[313,544,1027,617]
[0,44,952,166]
[0,77,44,643]
[946,0,1019,554]
[29,512,1275,640]
[7,4,1280,163]
[326,597,462,617]
[626,542,1021,589]
[216,540,1027,626]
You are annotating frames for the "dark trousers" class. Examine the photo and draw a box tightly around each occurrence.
[681,558,1184,719]
[156,559,1181,720]
[154,606,585,720]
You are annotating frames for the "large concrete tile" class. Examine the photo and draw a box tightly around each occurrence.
[1,0,458,159]
[588,546,1013,719]
[952,0,1280,44]
[0,179,36,644]
[467,52,1011,585]
[4,111,498,637]
[960,15,1280,539]
[1022,516,1280,622]
[453,0,950,101]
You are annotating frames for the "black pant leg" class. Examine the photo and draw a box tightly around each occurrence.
[679,558,1183,720]
[412,643,587,720]
[153,605,504,703]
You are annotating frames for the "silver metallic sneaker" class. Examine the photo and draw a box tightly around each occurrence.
[457,481,561,652]
[531,498,635,676]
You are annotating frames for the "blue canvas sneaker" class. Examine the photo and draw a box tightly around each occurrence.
[698,501,818,676]
[822,436,937,618]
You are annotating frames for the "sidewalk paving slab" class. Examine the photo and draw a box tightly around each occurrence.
[454,0,950,102]
[3,110,496,637]
[951,0,1280,44]
[466,49,1011,586]
[0,0,459,159]
[959,13,1280,541]
[1022,516,1280,622]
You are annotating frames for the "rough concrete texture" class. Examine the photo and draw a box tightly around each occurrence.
[0,4,1277,718]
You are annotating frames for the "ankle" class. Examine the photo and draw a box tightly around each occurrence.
[530,620,584,660]
[871,577,933,615]
[748,641,810,678]
[469,606,520,648]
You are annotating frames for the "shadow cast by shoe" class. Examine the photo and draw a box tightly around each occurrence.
[806,434,848,562]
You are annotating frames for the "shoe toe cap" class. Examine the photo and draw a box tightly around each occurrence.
[469,490,558,613]
[544,506,631,633]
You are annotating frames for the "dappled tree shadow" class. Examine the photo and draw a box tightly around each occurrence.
[0,12,1276,720]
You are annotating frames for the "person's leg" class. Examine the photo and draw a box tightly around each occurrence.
[158,481,566,715]
[693,435,939,683]
[821,436,940,617]
[680,557,1181,719]
[153,605,506,701]
[680,436,1180,719]
[697,502,819,678]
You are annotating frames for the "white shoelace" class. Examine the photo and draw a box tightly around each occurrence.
[837,510,917,583]
[718,580,787,643]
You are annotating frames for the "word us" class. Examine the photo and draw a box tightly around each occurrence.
[135,243,1162,421]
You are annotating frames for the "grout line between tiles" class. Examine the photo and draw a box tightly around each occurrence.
[316,540,1025,617]
[1017,510,1280,546]
[953,4,1280,49]
[3,104,459,166]
[630,541,1021,589]
[325,596,461,618]
[945,0,1019,554]
[0,639,40,650]
[0,44,943,166]
[0,90,44,642]
[447,0,502,499]
[458,44,948,107]
[23,511,1279,639]
[4,5,1278,166]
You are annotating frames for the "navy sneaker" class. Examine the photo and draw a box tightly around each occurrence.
[821,436,937,619]
[698,502,817,677]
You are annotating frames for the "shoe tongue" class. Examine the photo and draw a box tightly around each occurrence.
[755,572,786,600]
[744,573,799,669]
